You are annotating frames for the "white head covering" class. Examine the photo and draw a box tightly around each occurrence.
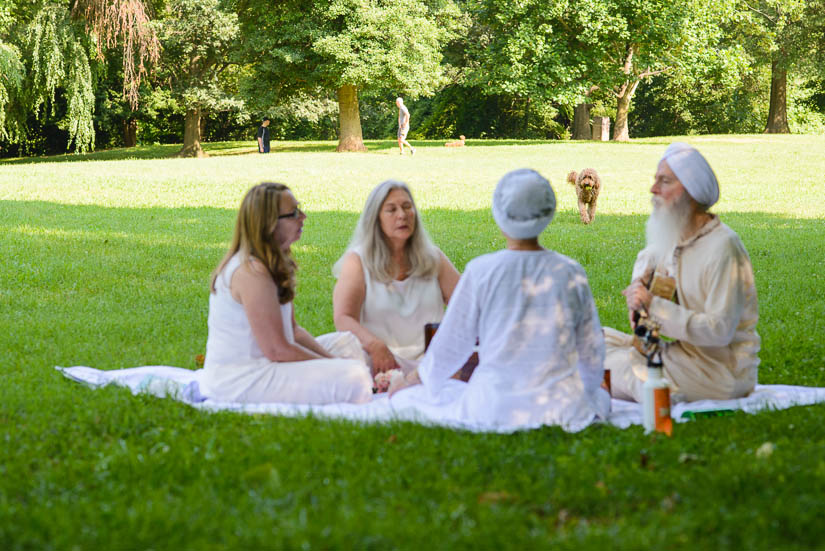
[492,169,556,239]
[661,142,719,207]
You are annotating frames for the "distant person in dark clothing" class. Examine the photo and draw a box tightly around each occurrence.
[257,118,271,153]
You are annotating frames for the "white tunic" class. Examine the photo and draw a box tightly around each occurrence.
[396,249,609,433]
[605,217,760,402]
[205,255,294,369]
[200,254,372,404]
[357,249,445,362]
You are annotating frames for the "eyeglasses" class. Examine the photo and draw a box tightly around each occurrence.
[278,204,303,220]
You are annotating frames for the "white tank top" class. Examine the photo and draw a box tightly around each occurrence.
[355,249,445,361]
[204,254,294,368]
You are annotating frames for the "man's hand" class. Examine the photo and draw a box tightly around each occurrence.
[365,340,399,374]
[622,279,653,327]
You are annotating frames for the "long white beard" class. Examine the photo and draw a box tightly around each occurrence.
[645,193,693,267]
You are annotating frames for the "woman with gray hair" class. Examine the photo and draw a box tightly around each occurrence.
[330,180,460,376]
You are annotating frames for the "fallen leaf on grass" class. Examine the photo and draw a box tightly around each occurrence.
[755,442,776,458]
[556,509,570,527]
[678,453,704,464]
[660,492,681,512]
[477,491,516,504]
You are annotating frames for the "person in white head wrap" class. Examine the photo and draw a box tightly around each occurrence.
[389,169,610,433]
[603,143,760,403]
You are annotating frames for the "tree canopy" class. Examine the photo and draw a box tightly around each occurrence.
[233,0,465,150]
[2,0,825,156]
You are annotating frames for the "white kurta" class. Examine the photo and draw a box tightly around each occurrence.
[605,217,760,402]
[394,249,609,433]
[200,255,372,404]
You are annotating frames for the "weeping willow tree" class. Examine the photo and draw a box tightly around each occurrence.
[21,7,97,152]
[156,0,243,158]
[0,6,25,143]
[0,0,159,153]
[0,43,24,143]
[72,0,160,109]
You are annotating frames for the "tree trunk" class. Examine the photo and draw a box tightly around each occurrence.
[123,118,137,148]
[176,107,206,157]
[572,103,592,140]
[336,84,366,152]
[613,80,639,142]
[765,58,791,134]
[199,115,207,141]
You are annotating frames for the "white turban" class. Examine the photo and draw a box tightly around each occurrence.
[492,169,556,239]
[662,142,719,207]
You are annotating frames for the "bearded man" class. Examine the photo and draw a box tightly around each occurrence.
[604,142,760,403]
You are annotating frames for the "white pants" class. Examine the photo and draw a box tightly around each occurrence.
[316,331,420,375]
[199,332,372,404]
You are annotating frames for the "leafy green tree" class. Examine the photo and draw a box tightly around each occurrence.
[458,0,596,138]
[19,6,97,152]
[0,0,159,153]
[153,0,244,157]
[454,0,728,141]
[0,7,25,143]
[580,0,709,141]
[233,0,464,151]
[730,0,825,133]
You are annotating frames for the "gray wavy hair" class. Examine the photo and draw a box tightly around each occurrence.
[334,180,439,283]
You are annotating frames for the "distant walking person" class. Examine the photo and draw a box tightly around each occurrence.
[257,117,271,154]
[396,98,416,156]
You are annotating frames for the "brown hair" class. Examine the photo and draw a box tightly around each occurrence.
[210,182,297,304]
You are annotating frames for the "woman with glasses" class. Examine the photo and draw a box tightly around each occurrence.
[199,182,373,404]
[325,180,460,380]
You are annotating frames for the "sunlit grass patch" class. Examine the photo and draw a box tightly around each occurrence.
[1,135,824,549]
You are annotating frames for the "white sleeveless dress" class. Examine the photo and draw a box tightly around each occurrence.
[199,255,372,404]
[319,249,445,372]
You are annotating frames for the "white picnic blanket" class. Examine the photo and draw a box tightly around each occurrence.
[56,365,825,432]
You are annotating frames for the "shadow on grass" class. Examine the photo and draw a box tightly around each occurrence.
[1,200,823,385]
[0,137,666,164]
[0,141,267,165]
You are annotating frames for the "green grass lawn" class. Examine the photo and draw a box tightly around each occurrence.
[1,135,824,549]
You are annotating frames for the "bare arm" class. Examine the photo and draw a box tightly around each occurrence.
[436,248,461,304]
[232,260,322,362]
[332,251,398,373]
[293,314,333,358]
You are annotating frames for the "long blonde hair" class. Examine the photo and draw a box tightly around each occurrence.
[211,182,297,304]
[334,180,439,283]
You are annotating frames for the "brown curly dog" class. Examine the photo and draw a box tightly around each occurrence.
[567,168,601,225]
[445,135,465,147]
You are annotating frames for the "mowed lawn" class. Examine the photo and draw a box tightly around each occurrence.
[1,135,824,549]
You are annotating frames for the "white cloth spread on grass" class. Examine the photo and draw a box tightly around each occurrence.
[200,254,372,404]
[56,365,825,431]
[410,248,610,433]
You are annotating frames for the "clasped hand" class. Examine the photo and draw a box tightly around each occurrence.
[365,340,399,375]
[622,278,653,329]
